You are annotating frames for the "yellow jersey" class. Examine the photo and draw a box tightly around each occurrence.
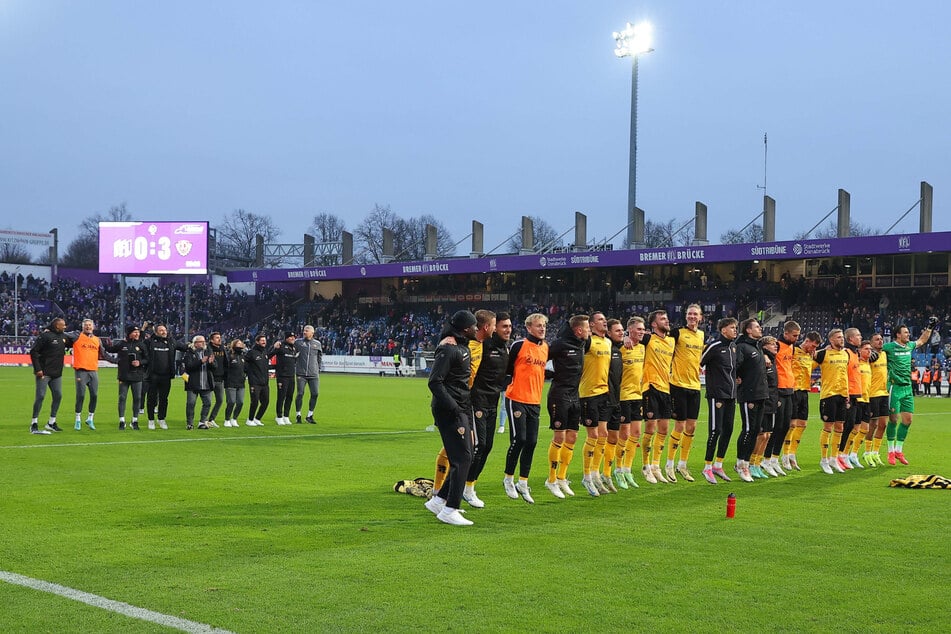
[858,358,872,402]
[792,346,813,391]
[870,350,889,397]
[815,348,850,399]
[642,332,674,394]
[579,333,611,398]
[620,343,645,401]
[669,327,704,391]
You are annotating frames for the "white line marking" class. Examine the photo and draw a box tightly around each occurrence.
[0,570,235,633]
[0,429,427,450]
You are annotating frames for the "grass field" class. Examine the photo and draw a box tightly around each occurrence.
[1,367,950,633]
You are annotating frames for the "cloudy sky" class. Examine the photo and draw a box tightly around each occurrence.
[1,1,947,258]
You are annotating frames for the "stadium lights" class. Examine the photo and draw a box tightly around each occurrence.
[615,21,654,250]
[613,22,654,58]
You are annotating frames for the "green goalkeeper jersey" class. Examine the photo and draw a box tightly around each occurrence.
[882,340,916,386]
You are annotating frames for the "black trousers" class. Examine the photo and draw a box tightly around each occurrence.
[838,394,862,452]
[275,376,295,417]
[736,400,765,461]
[248,383,270,420]
[117,380,144,420]
[435,410,473,509]
[766,392,792,457]
[209,381,225,421]
[147,376,172,421]
[704,397,736,462]
[504,401,540,479]
[467,405,498,482]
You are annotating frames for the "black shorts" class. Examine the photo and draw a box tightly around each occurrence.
[856,400,871,425]
[581,393,613,427]
[620,399,643,423]
[670,385,701,421]
[548,393,581,432]
[819,395,847,423]
[760,409,776,434]
[792,390,810,420]
[643,386,673,421]
[606,404,622,431]
[869,395,889,418]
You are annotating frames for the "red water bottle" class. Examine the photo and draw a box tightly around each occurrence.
[726,493,736,518]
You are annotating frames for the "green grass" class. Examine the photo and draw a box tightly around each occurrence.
[2,368,949,632]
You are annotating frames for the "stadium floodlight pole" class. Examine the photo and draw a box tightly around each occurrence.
[13,265,20,343]
[614,21,654,249]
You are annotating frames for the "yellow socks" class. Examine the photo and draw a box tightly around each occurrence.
[603,441,617,477]
[594,437,607,474]
[623,437,640,469]
[556,442,574,480]
[641,432,654,466]
[548,441,562,482]
[434,448,450,491]
[680,432,695,462]
[651,431,665,466]
[583,436,598,475]
[667,430,683,462]
[819,429,831,459]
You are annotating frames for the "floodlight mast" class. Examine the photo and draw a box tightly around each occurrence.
[614,21,654,249]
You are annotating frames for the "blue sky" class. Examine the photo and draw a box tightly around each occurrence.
[1,1,947,256]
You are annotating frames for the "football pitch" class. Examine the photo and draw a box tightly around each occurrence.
[1,368,949,632]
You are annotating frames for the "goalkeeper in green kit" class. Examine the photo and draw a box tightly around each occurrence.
[882,315,939,465]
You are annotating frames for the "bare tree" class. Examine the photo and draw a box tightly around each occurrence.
[309,212,346,243]
[60,234,99,268]
[216,209,283,267]
[353,204,399,264]
[395,214,455,260]
[0,242,32,264]
[795,220,879,240]
[59,203,133,269]
[720,223,764,244]
[506,215,563,252]
[644,218,694,248]
[307,212,347,266]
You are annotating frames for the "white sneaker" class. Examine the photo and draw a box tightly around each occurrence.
[424,496,446,515]
[780,455,792,471]
[652,465,669,484]
[820,458,834,475]
[739,467,754,483]
[556,479,575,496]
[206,420,218,429]
[581,476,601,498]
[762,462,779,477]
[771,458,787,476]
[848,453,863,469]
[789,455,802,471]
[664,464,678,483]
[158,420,168,430]
[245,420,256,427]
[254,419,264,426]
[831,456,846,473]
[148,420,156,430]
[436,508,473,526]
[462,490,485,508]
[544,479,566,499]
[642,465,658,484]
[515,480,535,504]
[503,478,519,499]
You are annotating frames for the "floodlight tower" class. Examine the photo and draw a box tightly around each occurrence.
[614,21,654,249]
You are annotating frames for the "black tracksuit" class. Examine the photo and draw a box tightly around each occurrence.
[700,335,737,462]
[467,332,510,483]
[145,334,187,422]
[245,343,271,420]
[428,326,473,509]
[272,340,299,418]
[735,334,768,462]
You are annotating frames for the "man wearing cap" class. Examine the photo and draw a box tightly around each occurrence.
[271,331,299,425]
[106,325,150,430]
[424,310,478,526]
[294,325,323,423]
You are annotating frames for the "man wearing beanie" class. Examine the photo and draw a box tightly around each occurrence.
[425,310,478,526]
[271,331,299,425]
[106,325,150,430]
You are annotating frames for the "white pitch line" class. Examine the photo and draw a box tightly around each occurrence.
[0,570,235,634]
[0,429,428,450]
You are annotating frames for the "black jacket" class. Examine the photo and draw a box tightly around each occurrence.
[208,343,227,380]
[470,332,510,410]
[245,344,271,386]
[271,342,299,379]
[30,329,74,379]
[183,346,215,392]
[106,338,149,383]
[146,335,187,379]
[763,348,781,415]
[700,335,737,400]
[428,325,472,418]
[608,340,623,404]
[547,323,585,400]
[735,334,768,402]
[225,349,247,389]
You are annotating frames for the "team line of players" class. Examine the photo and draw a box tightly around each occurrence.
[424,307,938,526]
